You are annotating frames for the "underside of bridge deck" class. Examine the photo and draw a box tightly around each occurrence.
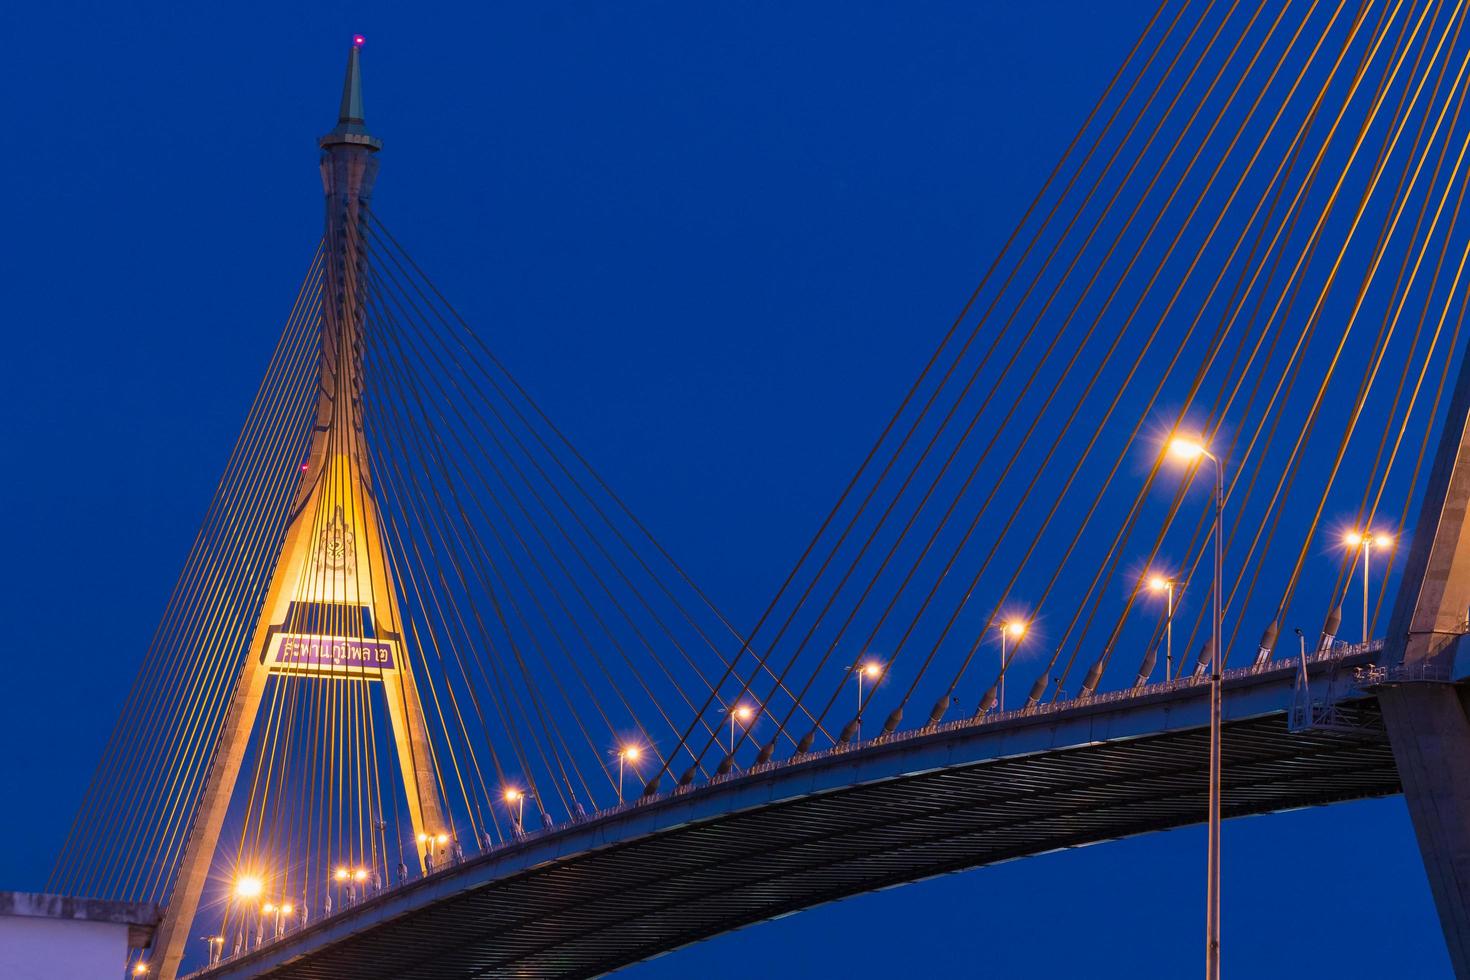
[201,694,1398,980]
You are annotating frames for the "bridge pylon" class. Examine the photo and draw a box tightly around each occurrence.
[1380,312,1470,977]
[149,41,447,980]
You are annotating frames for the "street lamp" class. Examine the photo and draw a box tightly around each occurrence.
[505,788,526,830]
[1344,530,1392,643]
[1167,433,1224,980]
[729,704,754,754]
[1148,575,1176,681]
[852,661,883,737]
[1294,626,1308,687]
[232,874,264,951]
[618,745,641,804]
[996,621,1026,711]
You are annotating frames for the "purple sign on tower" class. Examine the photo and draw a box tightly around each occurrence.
[267,633,397,675]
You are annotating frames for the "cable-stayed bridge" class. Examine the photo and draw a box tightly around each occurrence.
[47,1,1470,976]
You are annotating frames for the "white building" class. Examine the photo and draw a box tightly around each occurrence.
[0,891,160,979]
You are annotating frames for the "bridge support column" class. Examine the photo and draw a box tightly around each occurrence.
[1381,685,1470,979]
[1373,200,1470,976]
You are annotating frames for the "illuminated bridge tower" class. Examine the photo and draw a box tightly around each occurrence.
[150,40,447,979]
[1381,313,1470,978]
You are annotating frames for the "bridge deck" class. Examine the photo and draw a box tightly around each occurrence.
[196,649,1399,979]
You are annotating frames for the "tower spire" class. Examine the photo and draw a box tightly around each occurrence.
[320,35,381,150]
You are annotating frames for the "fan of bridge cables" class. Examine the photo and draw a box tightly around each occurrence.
[46,218,823,930]
[648,0,1470,788]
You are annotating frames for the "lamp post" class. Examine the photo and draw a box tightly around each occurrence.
[618,745,641,804]
[505,788,527,834]
[1294,625,1308,683]
[853,661,882,737]
[997,621,1026,711]
[1168,435,1224,980]
[1148,575,1176,681]
[1344,530,1392,644]
[232,875,263,954]
[729,705,754,754]
[373,814,388,886]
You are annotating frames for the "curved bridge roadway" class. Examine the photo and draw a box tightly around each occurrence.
[195,644,1402,979]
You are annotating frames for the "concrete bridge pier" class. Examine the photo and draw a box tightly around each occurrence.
[1379,307,1470,980]
[1381,685,1470,979]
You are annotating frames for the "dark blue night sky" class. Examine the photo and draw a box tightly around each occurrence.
[0,2,1448,976]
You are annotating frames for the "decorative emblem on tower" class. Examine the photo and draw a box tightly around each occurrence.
[318,504,357,573]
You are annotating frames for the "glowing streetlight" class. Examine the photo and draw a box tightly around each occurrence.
[1167,436,1209,461]
[230,875,264,955]
[329,865,350,907]
[851,660,884,738]
[729,705,754,754]
[1148,575,1177,681]
[133,963,149,976]
[505,788,526,828]
[617,745,642,804]
[997,620,1026,711]
[1344,530,1392,643]
[1166,432,1224,980]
